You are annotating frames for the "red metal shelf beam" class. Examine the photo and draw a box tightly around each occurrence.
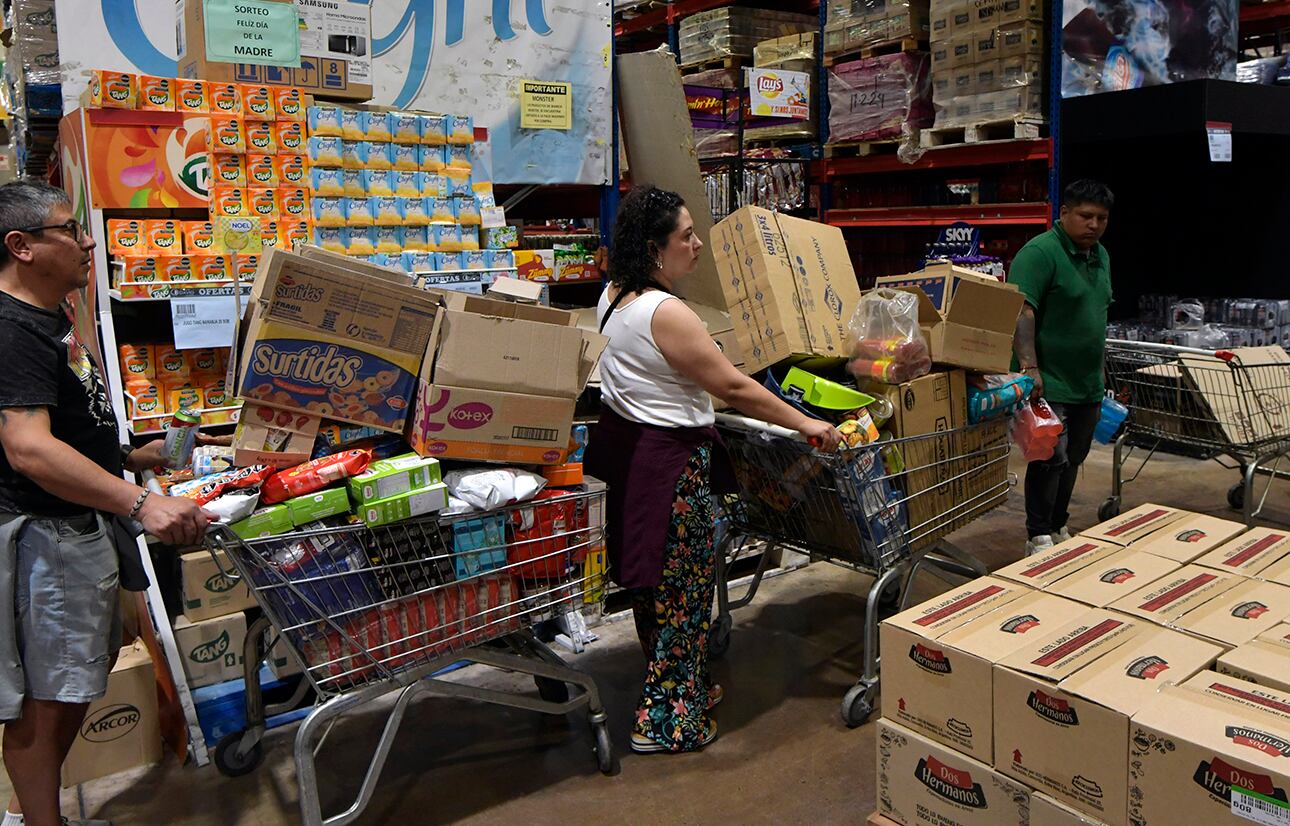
[818,139,1051,178]
[826,202,1050,227]
[1241,0,1290,23]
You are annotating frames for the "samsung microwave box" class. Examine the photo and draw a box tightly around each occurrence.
[1079,503,1190,546]
[1044,549,1182,608]
[1195,527,1290,577]
[1130,513,1248,564]
[1109,564,1241,625]
[1172,578,1290,647]
[881,583,1087,763]
[61,641,163,787]
[876,719,1030,826]
[1217,623,1290,693]
[993,537,1124,589]
[993,612,1223,824]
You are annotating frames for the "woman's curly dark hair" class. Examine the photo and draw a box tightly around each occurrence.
[609,185,686,293]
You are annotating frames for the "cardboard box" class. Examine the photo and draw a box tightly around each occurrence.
[1129,682,1290,826]
[1172,578,1290,646]
[857,369,964,439]
[61,642,163,787]
[1044,549,1182,608]
[230,504,292,539]
[876,264,1025,373]
[997,21,1045,59]
[177,0,373,102]
[232,402,321,467]
[995,0,1045,25]
[949,1,974,34]
[947,32,975,68]
[348,453,443,506]
[1130,514,1248,563]
[929,3,955,41]
[994,613,1223,824]
[876,719,1030,826]
[1079,503,1190,546]
[1030,792,1111,826]
[881,585,1088,762]
[286,487,351,526]
[1180,347,1290,445]
[357,482,449,527]
[1256,542,1290,588]
[180,549,256,622]
[1216,624,1290,693]
[1196,527,1290,577]
[238,247,440,432]
[1109,564,1241,625]
[710,206,864,373]
[172,611,248,689]
[993,537,1123,589]
[974,58,1004,93]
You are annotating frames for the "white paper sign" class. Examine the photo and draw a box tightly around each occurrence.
[481,206,507,229]
[171,294,238,350]
[1207,121,1232,163]
[748,68,811,119]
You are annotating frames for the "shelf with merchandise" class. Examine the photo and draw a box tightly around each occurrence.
[825,201,1049,227]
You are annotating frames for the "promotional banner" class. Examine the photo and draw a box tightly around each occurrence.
[55,0,179,114]
[748,68,809,120]
[370,1,612,185]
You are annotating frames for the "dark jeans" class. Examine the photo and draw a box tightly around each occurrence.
[1025,401,1100,538]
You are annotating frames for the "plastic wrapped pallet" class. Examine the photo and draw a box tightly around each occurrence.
[682,68,742,159]
[824,0,931,56]
[10,0,59,85]
[828,53,934,147]
[678,7,816,66]
[746,32,819,143]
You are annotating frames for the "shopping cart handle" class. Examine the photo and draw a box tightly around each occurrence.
[714,412,805,442]
[204,523,245,582]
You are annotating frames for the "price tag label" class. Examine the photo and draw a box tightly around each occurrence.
[1207,120,1232,163]
[481,205,507,229]
[1234,788,1290,825]
[171,294,238,350]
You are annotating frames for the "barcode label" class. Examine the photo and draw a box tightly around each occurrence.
[1234,788,1290,825]
[173,302,196,317]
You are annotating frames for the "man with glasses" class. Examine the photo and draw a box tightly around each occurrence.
[0,181,215,826]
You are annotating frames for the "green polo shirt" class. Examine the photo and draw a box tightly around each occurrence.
[1009,224,1112,404]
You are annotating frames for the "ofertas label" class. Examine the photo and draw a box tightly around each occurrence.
[748,68,810,119]
[203,0,302,67]
[520,81,572,130]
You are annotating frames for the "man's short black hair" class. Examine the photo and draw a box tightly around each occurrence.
[0,179,72,267]
[1062,179,1114,211]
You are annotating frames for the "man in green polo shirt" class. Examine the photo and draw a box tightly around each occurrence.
[1010,179,1114,556]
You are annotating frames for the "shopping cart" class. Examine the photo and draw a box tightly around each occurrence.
[1101,340,1290,525]
[204,486,612,826]
[711,413,1009,726]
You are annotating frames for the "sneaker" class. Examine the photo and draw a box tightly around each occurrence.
[1052,527,1073,543]
[630,719,718,754]
[1026,534,1055,556]
[707,684,724,710]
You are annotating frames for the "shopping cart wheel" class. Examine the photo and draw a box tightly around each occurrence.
[214,730,264,777]
[878,578,903,611]
[592,721,616,775]
[1228,484,1245,511]
[1098,497,1121,523]
[841,681,877,728]
[535,676,570,704]
[708,615,733,659]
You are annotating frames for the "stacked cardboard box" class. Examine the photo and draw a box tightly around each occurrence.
[678,7,817,67]
[928,0,1044,128]
[745,33,819,143]
[824,0,932,57]
[827,52,935,144]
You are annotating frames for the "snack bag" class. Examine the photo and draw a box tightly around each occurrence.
[245,121,277,154]
[183,221,215,254]
[420,114,447,146]
[847,289,932,384]
[246,154,278,186]
[273,87,305,121]
[89,71,136,108]
[170,465,274,505]
[145,220,180,254]
[175,79,210,113]
[208,115,246,154]
[108,220,144,255]
[240,84,275,120]
[137,75,173,111]
[275,154,307,185]
[260,450,374,504]
[277,120,304,153]
[209,83,242,115]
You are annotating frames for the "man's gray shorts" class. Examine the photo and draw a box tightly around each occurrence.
[0,512,122,721]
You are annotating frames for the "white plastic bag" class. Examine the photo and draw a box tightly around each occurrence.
[847,288,931,384]
[443,468,547,511]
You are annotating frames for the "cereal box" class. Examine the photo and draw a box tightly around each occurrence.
[194,255,232,282]
[240,84,275,121]
[209,83,242,115]
[419,145,447,173]
[312,196,347,227]
[308,136,344,167]
[182,222,215,254]
[246,154,278,187]
[211,153,246,186]
[357,484,448,527]
[211,187,249,219]
[175,79,210,113]
[119,343,156,380]
[145,220,180,254]
[89,70,136,108]
[248,188,280,219]
[277,121,304,153]
[137,76,174,111]
[275,154,306,185]
[364,111,393,142]
[390,112,421,144]
[108,220,144,256]
[208,116,246,154]
[420,114,447,146]
[245,121,277,155]
[390,143,419,171]
[363,170,395,197]
[159,256,196,282]
[340,109,365,141]
[312,227,349,253]
[279,222,310,251]
[273,87,305,121]
[446,114,474,145]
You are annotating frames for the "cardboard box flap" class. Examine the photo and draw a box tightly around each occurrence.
[993,537,1122,588]
[1059,624,1225,714]
[1080,502,1189,546]
[1109,564,1240,623]
[1131,513,1248,563]
[1257,623,1290,651]
[998,609,1141,683]
[883,576,1026,637]
[1195,527,1290,576]
[1172,578,1290,646]
[900,285,946,326]
[433,310,587,398]
[439,292,574,327]
[1258,547,1290,588]
[944,276,1025,334]
[1180,669,1290,726]
[938,591,1089,660]
[1217,638,1290,695]
[578,333,609,390]
[1133,683,1290,769]
[1044,549,1182,608]
[487,276,546,305]
[297,244,413,285]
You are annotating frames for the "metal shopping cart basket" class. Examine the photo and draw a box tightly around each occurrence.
[204,485,612,826]
[1101,340,1290,525]
[712,413,1010,726]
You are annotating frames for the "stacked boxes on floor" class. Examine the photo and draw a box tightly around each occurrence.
[928,0,1044,128]
[824,0,932,59]
[878,504,1290,825]
[677,7,816,67]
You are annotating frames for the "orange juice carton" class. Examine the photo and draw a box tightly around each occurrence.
[159,255,196,282]
[240,84,276,121]
[235,255,259,281]
[419,114,447,145]
[245,121,277,154]
[372,225,404,254]
[246,154,278,186]
[273,87,305,121]
[362,170,394,197]
[312,226,348,253]
[210,187,249,218]
[210,83,242,115]
[137,75,174,111]
[107,219,145,255]
[186,348,222,375]
[278,188,309,221]
[279,221,311,250]
[340,108,365,140]
[346,229,376,256]
[154,344,191,380]
[275,154,306,185]
[248,187,280,219]
[89,70,136,108]
[276,121,304,153]
[259,219,281,250]
[120,256,160,286]
[402,197,431,226]
[344,197,375,227]
[126,379,164,419]
[208,115,246,154]
[363,111,393,142]
[390,111,421,144]
[343,169,367,197]
[309,166,345,196]
[307,105,344,137]
[211,153,246,186]
[307,136,344,167]
[420,145,447,173]
[144,220,180,254]
[311,196,347,227]
[119,343,156,380]
[175,79,211,113]
[402,225,430,251]
[427,197,455,225]
[194,254,231,282]
[445,114,474,145]
[370,196,402,225]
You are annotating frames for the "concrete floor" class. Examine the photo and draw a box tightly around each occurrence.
[13,442,1290,825]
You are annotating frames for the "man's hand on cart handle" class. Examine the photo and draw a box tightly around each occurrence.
[137,492,218,547]
[798,418,843,453]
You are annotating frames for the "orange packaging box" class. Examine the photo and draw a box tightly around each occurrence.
[247,187,279,219]
[272,87,305,121]
[276,121,304,153]
[167,384,205,415]
[144,220,180,255]
[202,376,231,408]
[234,255,259,281]
[107,220,145,256]
[193,255,231,282]
[159,256,196,282]
[274,154,306,185]
[208,115,246,154]
[126,379,164,418]
[278,188,309,222]
[175,79,210,114]
[186,348,222,375]
[209,82,242,116]
[154,345,191,381]
[259,220,281,250]
[89,70,136,109]
[210,153,246,186]
[245,121,278,155]
[182,221,215,255]
[246,154,278,186]
[119,343,156,381]
[136,75,174,111]
[210,187,248,218]
[240,84,276,121]
[120,257,161,286]
[278,221,310,250]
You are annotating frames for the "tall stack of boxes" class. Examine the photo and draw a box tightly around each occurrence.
[823,0,932,58]
[928,0,1044,128]
[877,503,1290,826]
[6,0,61,175]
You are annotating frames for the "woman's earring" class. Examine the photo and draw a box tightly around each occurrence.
[655,258,663,269]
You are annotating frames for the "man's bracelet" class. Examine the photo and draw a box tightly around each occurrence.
[129,489,150,519]
[1021,364,1040,372]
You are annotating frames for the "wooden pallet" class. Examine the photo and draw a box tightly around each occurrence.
[824,138,907,158]
[743,129,818,148]
[920,116,1044,149]
[679,54,749,73]
[825,38,926,66]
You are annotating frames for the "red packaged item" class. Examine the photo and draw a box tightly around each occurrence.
[438,587,462,653]
[260,449,373,504]
[1010,399,1064,462]
[508,491,580,580]
[168,464,273,505]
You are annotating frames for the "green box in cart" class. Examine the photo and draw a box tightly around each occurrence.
[230,504,291,539]
[286,487,352,527]
[358,483,449,527]
[347,453,443,506]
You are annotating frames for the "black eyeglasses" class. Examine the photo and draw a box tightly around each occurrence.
[11,219,87,243]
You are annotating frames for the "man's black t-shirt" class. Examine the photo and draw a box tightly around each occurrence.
[0,291,121,516]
